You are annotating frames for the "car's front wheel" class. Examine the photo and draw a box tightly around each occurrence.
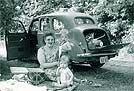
[90,62,105,68]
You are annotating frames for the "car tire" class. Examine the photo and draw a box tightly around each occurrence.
[90,62,104,68]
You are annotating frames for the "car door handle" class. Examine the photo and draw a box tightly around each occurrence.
[20,38,24,42]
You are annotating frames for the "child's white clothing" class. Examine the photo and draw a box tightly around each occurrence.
[58,67,73,86]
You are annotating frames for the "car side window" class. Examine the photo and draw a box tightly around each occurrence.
[52,18,64,33]
[41,17,50,32]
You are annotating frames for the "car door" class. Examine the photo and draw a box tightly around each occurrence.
[5,20,31,60]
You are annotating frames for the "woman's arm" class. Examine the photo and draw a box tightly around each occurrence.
[37,47,58,69]
[40,62,59,69]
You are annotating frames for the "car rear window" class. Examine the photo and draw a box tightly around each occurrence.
[75,17,95,25]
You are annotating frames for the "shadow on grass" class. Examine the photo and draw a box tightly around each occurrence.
[72,64,97,73]
[94,67,134,86]
[71,64,134,87]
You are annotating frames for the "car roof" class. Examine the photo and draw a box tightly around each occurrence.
[33,12,96,29]
[36,12,94,19]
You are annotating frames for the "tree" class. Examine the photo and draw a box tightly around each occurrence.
[0,0,15,35]
[87,0,134,43]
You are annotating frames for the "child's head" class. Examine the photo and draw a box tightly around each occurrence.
[59,55,70,68]
[60,29,69,41]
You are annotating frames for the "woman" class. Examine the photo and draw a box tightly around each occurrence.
[37,32,59,81]
[37,32,88,90]
[37,31,74,81]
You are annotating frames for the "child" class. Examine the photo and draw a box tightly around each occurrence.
[51,55,93,91]
[58,29,74,58]
[49,54,79,91]
[55,54,74,88]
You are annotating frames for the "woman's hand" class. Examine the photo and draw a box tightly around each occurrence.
[40,62,59,69]
[53,62,59,67]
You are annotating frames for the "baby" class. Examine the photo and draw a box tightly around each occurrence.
[51,54,92,91]
[55,54,74,88]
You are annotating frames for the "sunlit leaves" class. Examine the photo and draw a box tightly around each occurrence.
[0,0,15,33]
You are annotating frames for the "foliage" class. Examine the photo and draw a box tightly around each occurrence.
[1,0,134,44]
[0,0,15,35]
[87,0,134,43]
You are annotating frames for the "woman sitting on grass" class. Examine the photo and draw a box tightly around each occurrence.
[37,32,86,90]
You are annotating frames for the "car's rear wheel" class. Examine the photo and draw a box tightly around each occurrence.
[90,62,105,68]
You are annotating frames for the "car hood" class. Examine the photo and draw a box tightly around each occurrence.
[74,24,105,32]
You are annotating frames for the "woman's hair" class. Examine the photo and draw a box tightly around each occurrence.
[42,32,55,45]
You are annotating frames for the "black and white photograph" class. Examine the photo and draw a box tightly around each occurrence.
[0,0,134,91]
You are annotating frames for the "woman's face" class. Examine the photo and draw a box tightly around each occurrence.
[45,36,55,47]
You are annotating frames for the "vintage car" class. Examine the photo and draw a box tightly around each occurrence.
[5,12,129,68]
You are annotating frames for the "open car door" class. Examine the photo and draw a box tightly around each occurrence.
[5,20,31,60]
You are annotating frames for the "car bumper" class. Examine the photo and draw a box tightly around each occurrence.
[74,52,118,63]
[77,52,117,58]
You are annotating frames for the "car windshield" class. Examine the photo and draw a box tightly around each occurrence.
[75,17,95,25]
